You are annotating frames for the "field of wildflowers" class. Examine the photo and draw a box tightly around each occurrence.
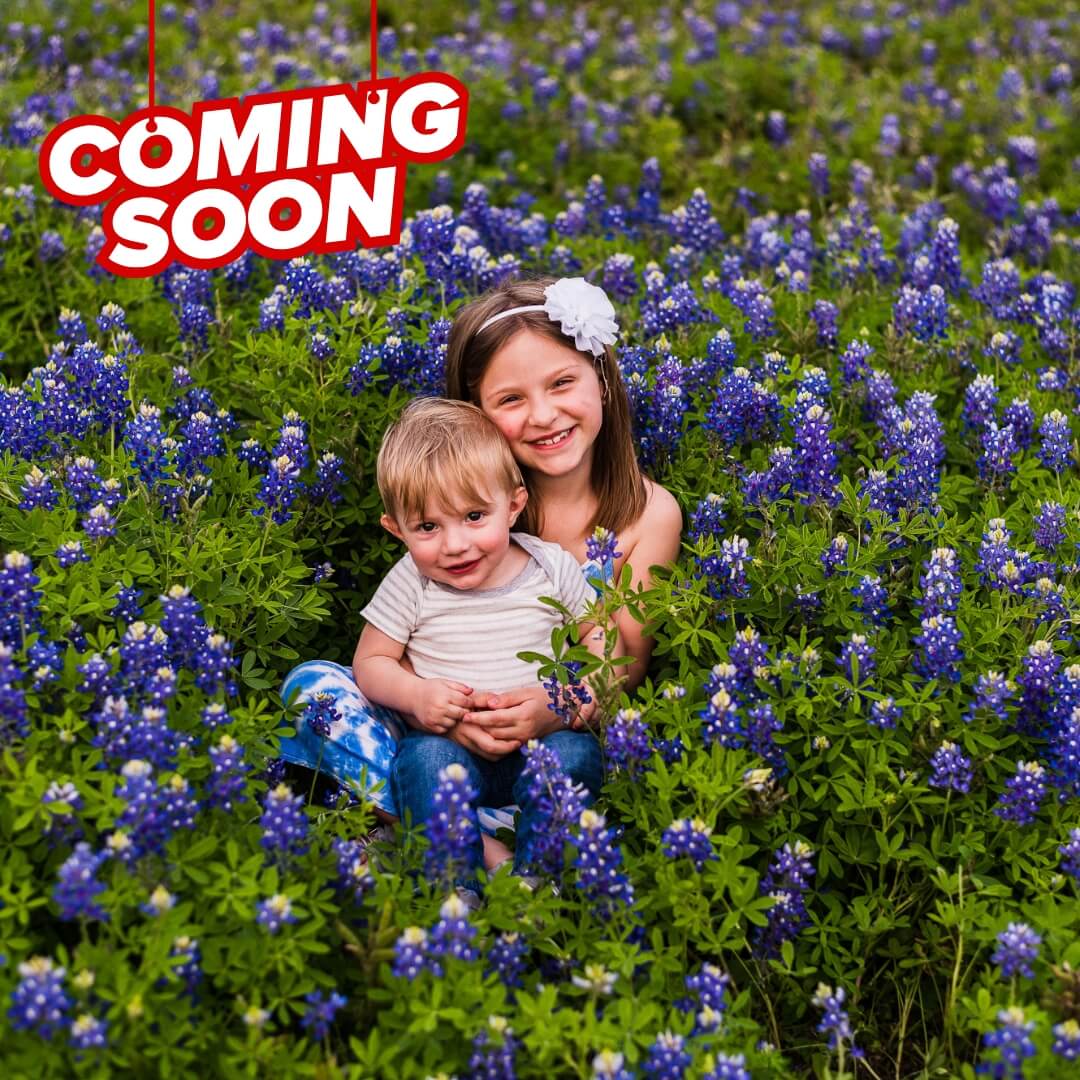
[1,0,1079,1076]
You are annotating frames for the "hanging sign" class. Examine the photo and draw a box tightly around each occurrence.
[37,3,468,277]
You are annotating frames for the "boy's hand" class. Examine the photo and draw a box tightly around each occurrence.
[410,678,474,734]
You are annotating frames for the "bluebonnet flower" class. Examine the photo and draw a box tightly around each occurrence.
[425,763,481,881]
[160,586,207,662]
[207,735,249,812]
[56,540,89,568]
[1033,501,1066,552]
[794,403,840,504]
[429,893,479,962]
[765,110,788,144]
[913,615,964,684]
[680,962,731,1035]
[1038,410,1072,473]
[487,932,529,992]
[572,808,634,909]
[643,1031,691,1078]
[962,375,998,432]
[81,504,117,540]
[0,648,27,746]
[19,465,59,510]
[167,935,202,999]
[994,761,1047,825]
[111,586,143,624]
[605,707,650,778]
[253,454,303,525]
[853,575,890,627]
[703,1054,750,1080]
[301,990,346,1041]
[743,291,775,341]
[236,438,270,472]
[810,299,839,349]
[700,687,743,749]
[1060,828,1080,881]
[1016,640,1060,734]
[309,452,346,505]
[992,923,1041,979]
[967,672,1014,724]
[39,230,66,262]
[517,740,589,876]
[141,884,177,917]
[303,691,340,739]
[53,842,107,921]
[812,983,860,1059]
[260,783,309,864]
[839,634,876,684]
[585,527,622,566]
[662,818,714,871]
[592,1050,633,1079]
[821,535,849,578]
[469,1016,518,1077]
[193,632,238,697]
[42,781,83,843]
[689,494,725,541]
[809,153,829,196]
[331,836,374,904]
[928,742,973,793]
[8,957,72,1039]
[979,1007,1036,1079]
[0,551,43,647]
[870,697,902,730]
[919,548,962,617]
[256,894,297,934]
[753,841,815,959]
[699,535,752,601]
[69,1012,108,1051]
[65,457,102,511]
[1047,706,1080,800]
[1052,1020,1080,1062]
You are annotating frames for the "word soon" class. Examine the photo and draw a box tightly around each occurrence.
[40,75,468,277]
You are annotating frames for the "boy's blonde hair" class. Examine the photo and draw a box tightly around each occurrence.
[376,397,524,524]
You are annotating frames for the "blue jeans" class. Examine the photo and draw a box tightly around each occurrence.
[390,728,603,877]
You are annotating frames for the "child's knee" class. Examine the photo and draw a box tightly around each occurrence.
[392,733,478,787]
[540,731,603,794]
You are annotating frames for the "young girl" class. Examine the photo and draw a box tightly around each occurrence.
[276,275,683,855]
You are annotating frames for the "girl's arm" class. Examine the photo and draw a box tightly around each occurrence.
[606,484,684,692]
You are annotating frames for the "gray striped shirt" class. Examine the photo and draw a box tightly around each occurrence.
[360,533,594,694]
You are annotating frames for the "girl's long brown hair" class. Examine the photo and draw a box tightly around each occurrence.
[445,276,647,539]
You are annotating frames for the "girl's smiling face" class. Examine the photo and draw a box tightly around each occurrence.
[476,328,605,480]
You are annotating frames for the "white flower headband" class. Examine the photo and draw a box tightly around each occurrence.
[476,277,619,358]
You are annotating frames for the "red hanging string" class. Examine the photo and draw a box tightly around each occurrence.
[147,0,157,131]
[369,0,380,102]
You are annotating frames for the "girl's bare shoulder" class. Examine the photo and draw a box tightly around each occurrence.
[614,478,683,580]
[640,477,683,536]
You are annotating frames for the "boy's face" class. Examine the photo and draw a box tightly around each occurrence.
[381,483,528,590]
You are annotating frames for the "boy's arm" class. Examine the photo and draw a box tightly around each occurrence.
[353,624,474,734]
[352,623,422,717]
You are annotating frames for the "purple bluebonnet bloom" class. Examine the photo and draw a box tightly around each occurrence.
[992,923,1041,979]
[193,632,238,697]
[1060,828,1080,881]
[700,686,743,749]
[572,808,634,909]
[765,110,788,144]
[428,893,479,962]
[752,841,815,959]
[643,1031,691,1079]
[913,615,964,684]
[605,707,650,778]
[703,1054,750,1080]
[794,403,840,504]
[81,504,117,540]
[309,452,346,505]
[810,300,839,349]
[1016,640,1060,734]
[688,494,725,542]
[838,634,876,684]
[56,540,90,568]
[698,536,752,602]
[487,932,528,992]
[0,551,43,647]
[979,1007,1036,1079]
[870,698,902,730]
[207,735,249,812]
[256,894,297,934]
[301,990,346,1040]
[585,527,622,566]
[111,586,143,624]
[517,740,589,876]
[167,935,202,999]
[69,1012,108,1051]
[260,783,309,864]
[1047,707,1080,801]
[304,691,340,739]
[808,153,829,196]
[425,763,481,881]
[662,818,714,871]
[821,535,849,578]
[53,842,108,921]
[19,465,59,510]
[966,672,1014,724]
[1052,1020,1080,1062]
[705,367,782,448]
[160,586,207,662]
[680,962,731,1034]
[1033,501,1066,552]
[962,375,998,432]
[919,548,962,617]
[812,983,860,1059]
[928,742,972,793]
[853,575,890,626]
[38,230,66,262]
[1038,410,1072,473]
[543,660,592,728]
[253,453,303,525]
[8,957,72,1039]
[994,761,1047,825]
[469,1018,518,1077]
